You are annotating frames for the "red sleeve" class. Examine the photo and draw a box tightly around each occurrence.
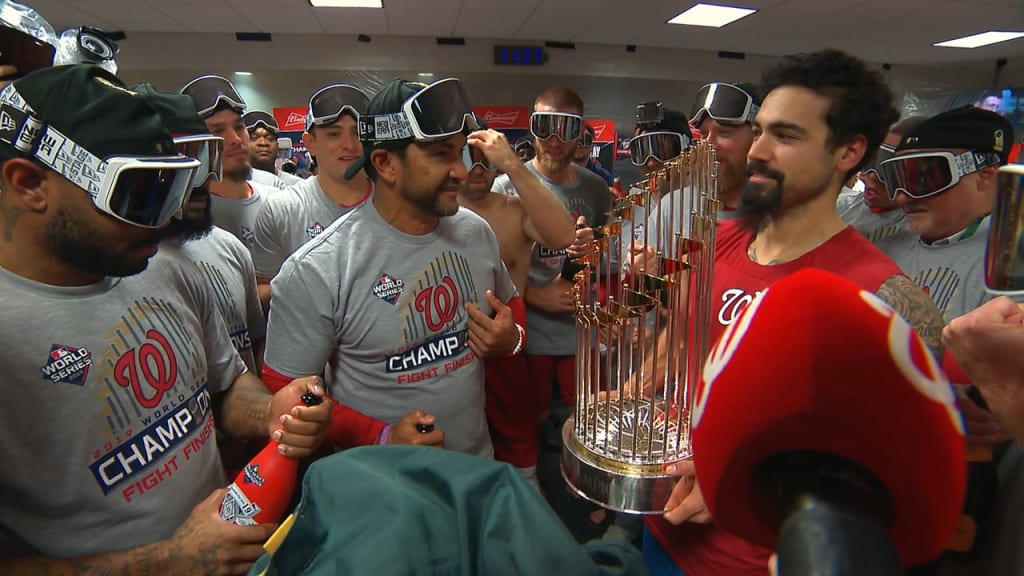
[261,365,388,449]
[507,296,526,328]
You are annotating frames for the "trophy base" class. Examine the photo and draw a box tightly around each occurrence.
[560,417,682,515]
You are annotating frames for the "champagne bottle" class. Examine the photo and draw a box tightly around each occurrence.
[219,390,322,526]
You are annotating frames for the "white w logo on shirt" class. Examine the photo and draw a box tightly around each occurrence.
[694,288,768,428]
[717,288,765,326]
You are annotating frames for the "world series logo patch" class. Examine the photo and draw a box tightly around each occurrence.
[40,343,93,385]
[372,273,405,305]
[306,222,326,239]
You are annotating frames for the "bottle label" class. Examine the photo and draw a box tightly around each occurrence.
[243,463,266,486]
[220,483,262,526]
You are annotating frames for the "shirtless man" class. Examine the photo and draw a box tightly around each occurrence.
[457,125,574,484]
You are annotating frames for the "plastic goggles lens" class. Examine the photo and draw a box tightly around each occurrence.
[629,131,690,166]
[359,78,478,142]
[880,150,1000,201]
[530,112,584,143]
[181,75,246,117]
[690,82,758,126]
[243,110,278,134]
[860,144,896,184]
[462,145,495,172]
[99,156,200,228]
[580,129,595,148]
[986,165,1024,292]
[406,78,477,139]
[175,135,224,187]
[307,84,369,130]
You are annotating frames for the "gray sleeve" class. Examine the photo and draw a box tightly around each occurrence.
[187,265,247,393]
[251,199,288,280]
[837,191,862,223]
[236,241,267,344]
[263,259,337,378]
[491,174,517,196]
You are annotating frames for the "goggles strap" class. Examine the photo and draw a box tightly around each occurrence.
[358,112,415,142]
[957,151,1001,176]
[0,95,108,200]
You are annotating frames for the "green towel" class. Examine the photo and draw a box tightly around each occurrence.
[250,445,647,576]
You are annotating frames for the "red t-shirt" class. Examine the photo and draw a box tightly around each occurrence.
[646,218,903,575]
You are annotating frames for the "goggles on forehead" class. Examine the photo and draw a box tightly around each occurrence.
[174,134,223,187]
[690,82,759,127]
[243,110,278,134]
[180,74,246,118]
[530,112,584,143]
[306,84,369,131]
[0,100,199,228]
[985,164,1024,293]
[880,150,1003,201]
[358,77,478,142]
[462,145,495,172]
[628,131,691,166]
[860,143,896,185]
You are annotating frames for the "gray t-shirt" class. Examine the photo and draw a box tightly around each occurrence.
[875,216,992,322]
[264,201,517,457]
[250,168,288,191]
[0,249,245,558]
[837,191,910,244]
[210,181,277,248]
[251,176,370,279]
[493,162,612,355]
[177,227,266,373]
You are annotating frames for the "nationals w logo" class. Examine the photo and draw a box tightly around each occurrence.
[115,329,179,409]
[415,276,459,332]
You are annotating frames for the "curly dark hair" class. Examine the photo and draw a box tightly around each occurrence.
[761,49,899,182]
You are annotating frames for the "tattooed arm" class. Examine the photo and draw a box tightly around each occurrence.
[1,489,276,576]
[215,371,273,440]
[875,274,945,360]
[215,371,332,458]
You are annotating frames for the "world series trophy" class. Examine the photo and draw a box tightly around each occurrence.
[561,140,720,513]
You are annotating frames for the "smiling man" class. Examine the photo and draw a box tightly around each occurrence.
[642,49,947,576]
[250,83,372,309]
[262,78,524,457]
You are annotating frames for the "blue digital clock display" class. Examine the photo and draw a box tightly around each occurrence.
[494,46,547,66]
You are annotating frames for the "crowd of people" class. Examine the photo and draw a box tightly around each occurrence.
[0,5,1022,575]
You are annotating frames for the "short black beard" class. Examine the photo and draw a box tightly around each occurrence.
[163,186,215,242]
[404,180,460,218]
[736,161,785,232]
[164,213,213,242]
[45,206,161,277]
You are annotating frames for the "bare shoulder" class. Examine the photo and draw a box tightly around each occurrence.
[874,274,945,360]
